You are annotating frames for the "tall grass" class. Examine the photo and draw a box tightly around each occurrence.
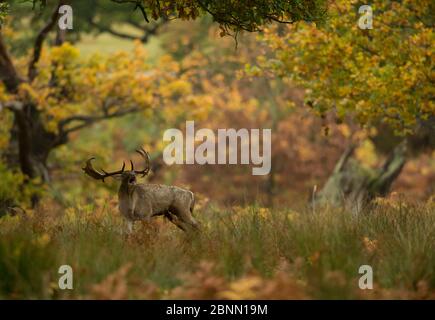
[0,197,434,299]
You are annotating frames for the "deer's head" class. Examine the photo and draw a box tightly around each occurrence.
[82,148,150,184]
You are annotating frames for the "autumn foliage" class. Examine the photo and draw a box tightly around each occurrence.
[0,0,434,300]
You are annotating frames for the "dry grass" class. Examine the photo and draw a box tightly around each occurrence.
[0,196,434,299]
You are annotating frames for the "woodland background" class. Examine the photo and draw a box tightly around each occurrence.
[0,0,434,299]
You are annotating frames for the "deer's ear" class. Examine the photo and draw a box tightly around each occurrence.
[113,175,123,181]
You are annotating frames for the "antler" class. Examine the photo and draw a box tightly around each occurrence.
[82,148,150,181]
[82,158,126,182]
[133,148,151,177]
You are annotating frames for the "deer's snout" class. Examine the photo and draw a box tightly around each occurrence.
[128,175,136,184]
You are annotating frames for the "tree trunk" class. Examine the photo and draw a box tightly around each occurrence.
[8,103,68,206]
[13,105,58,180]
[315,141,407,214]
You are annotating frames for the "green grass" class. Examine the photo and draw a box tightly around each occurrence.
[76,25,164,62]
[0,200,434,299]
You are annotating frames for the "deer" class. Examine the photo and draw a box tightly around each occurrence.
[82,148,199,234]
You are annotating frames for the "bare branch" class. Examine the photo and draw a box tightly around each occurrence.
[0,100,24,112]
[88,19,139,41]
[28,0,65,81]
[0,32,23,92]
[89,18,167,43]
[58,106,140,136]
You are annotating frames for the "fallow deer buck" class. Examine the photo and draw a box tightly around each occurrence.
[82,148,199,233]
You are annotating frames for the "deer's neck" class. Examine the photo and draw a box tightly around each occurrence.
[119,180,134,197]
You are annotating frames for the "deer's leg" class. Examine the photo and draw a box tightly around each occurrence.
[119,218,134,235]
[128,193,153,222]
[125,194,138,233]
[164,212,187,232]
[127,220,133,233]
[127,193,137,219]
[186,195,200,231]
[137,202,153,224]
[183,200,200,231]
[185,213,200,231]
[170,206,200,233]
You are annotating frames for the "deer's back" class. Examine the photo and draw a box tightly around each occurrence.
[134,183,193,214]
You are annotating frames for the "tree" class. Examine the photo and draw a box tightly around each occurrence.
[4,0,169,52]
[252,0,434,211]
[4,0,327,41]
[108,0,327,33]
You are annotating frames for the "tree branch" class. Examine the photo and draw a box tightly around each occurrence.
[0,100,24,112]
[88,19,140,41]
[58,106,140,136]
[369,141,407,196]
[333,143,357,174]
[89,18,167,43]
[28,0,65,81]
[0,32,22,92]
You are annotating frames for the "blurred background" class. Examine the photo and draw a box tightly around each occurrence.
[0,0,433,214]
[0,0,434,300]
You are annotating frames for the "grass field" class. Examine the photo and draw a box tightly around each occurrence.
[0,197,434,299]
[76,25,164,61]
